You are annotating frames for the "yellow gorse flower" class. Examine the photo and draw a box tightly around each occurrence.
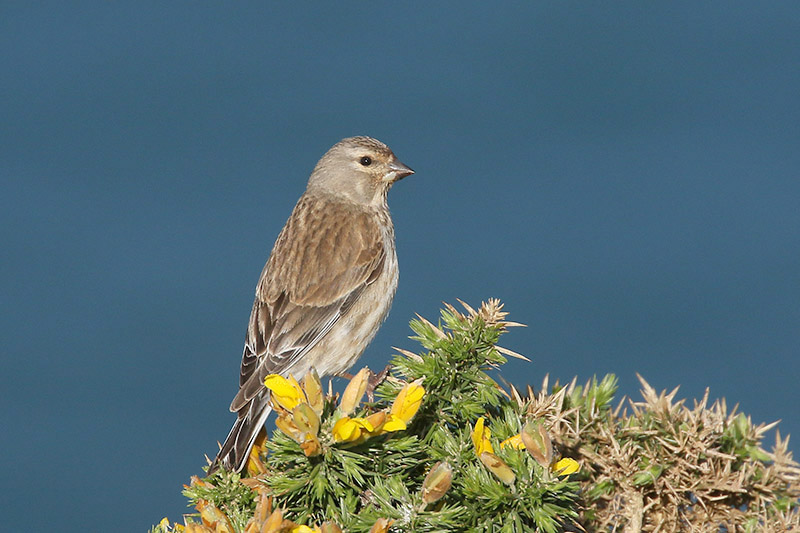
[290,526,320,533]
[499,433,525,450]
[331,381,426,445]
[553,457,580,476]
[266,370,426,450]
[390,380,425,423]
[264,374,325,457]
[157,518,183,532]
[246,430,269,476]
[264,374,305,411]
[196,500,231,530]
[380,415,407,432]
[496,427,579,476]
[332,416,375,443]
[471,416,494,456]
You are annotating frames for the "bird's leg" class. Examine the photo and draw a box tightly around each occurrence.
[366,364,392,402]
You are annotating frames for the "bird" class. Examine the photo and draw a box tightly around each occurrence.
[209,136,414,473]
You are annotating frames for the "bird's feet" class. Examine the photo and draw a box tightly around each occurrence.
[337,365,392,402]
[366,364,392,402]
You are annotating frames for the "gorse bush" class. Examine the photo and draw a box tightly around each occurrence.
[153,300,800,532]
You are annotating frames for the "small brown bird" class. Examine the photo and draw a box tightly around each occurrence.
[210,136,413,473]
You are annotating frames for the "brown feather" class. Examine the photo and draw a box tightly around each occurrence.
[229,194,387,412]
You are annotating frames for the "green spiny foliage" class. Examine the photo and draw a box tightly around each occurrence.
[172,300,582,532]
[155,300,800,533]
[182,469,256,529]
[254,300,579,531]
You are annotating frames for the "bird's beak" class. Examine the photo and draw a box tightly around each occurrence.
[387,159,415,182]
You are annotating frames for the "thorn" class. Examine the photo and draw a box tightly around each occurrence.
[392,346,423,362]
[495,345,531,362]
[456,298,476,316]
[442,301,461,317]
[509,383,524,407]
[416,314,447,339]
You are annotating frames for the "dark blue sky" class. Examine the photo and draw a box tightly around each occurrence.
[2,3,798,530]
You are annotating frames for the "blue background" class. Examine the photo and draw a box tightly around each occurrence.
[2,3,798,530]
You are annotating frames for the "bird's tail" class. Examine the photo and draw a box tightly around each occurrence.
[208,394,273,474]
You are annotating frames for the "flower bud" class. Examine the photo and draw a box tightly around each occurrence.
[292,403,320,437]
[480,452,516,485]
[340,368,370,415]
[421,461,453,504]
[368,518,394,533]
[303,367,324,416]
[275,414,303,442]
[320,522,343,533]
[300,435,322,457]
[521,420,553,467]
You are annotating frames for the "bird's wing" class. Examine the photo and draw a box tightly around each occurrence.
[230,195,386,412]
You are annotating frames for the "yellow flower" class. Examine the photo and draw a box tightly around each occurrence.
[264,374,306,411]
[553,457,580,476]
[290,526,320,533]
[332,416,375,443]
[380,414,407,433]
[471,416,494,456]
[246,429,268,476]
[159,519,186,533]
[390,380,425,423]
[499,434,525,450]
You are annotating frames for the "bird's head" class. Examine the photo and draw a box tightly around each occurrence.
[307,136,414,206]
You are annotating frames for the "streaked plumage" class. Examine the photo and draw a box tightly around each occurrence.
[210,136,413,473]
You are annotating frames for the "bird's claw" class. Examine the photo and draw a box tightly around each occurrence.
[366,364,392,402]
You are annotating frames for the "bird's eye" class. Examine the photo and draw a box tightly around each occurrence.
[360,156,372,166]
